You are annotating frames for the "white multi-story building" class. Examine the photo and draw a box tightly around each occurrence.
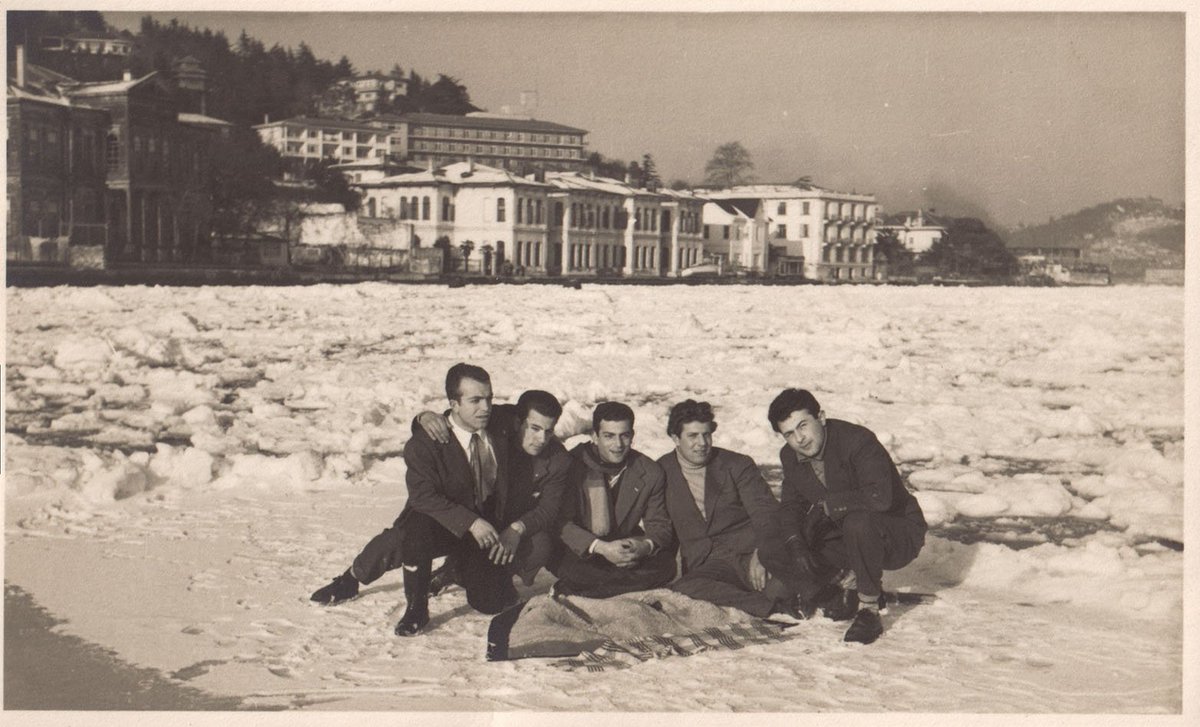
[702,184,881,281]
[253,116,396,165]
[357,162,705,277]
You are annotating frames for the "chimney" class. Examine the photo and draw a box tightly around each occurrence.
[624,172,631,184]
[264,113,269,124]
[123,70,133,82]
[16,45,26,88]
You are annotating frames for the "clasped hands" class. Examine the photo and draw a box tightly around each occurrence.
[469,518,522,565]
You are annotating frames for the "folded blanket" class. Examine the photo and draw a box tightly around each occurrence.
[487,588,790,668]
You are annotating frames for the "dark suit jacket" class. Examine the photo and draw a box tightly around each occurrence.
[660,447,790,573]
[559,446,675,556]
[401,414,513,539]
[779,418,925,532]
[505,438,571,536]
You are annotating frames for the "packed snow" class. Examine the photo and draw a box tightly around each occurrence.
[4,283,1186,712]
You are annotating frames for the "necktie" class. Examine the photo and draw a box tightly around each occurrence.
[470,433,486,507]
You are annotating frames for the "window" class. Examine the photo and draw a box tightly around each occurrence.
[497,198,506,222]
[777,202,786,215]
[536,200,543,224]
[801,224,809,238]
[516,198,523,223]
[704,224,711,239]
[422,196,431,220]
[442,197,451,221]
[106,130,120,171]
[723,225,730,240]
[802,201,810,215]
[776,224,786,239]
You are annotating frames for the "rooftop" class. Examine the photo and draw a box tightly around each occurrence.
[365,161,553,188]
[254,115,391,133]
[372,112,587,136]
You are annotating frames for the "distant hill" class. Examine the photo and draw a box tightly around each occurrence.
[1005,197,1184,281]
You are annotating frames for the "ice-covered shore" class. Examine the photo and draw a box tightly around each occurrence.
[4,283,1185,711]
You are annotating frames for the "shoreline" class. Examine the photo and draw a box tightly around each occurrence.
[3,583,251,711]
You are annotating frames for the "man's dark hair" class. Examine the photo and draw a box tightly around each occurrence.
[517,389,562,422]
[667,399,718,437]
[592,401,634,431]
[767,388,822,432]
[445,362,490,400]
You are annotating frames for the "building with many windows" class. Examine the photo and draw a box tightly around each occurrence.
[357,162,704,277]
[254,116,396,166]
[701,184,881,281]
[367,112,588,173]
[65,69,230,263]
[7,52,110,265]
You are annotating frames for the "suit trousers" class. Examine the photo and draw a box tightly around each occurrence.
[669,552,788,618]
[350,508,516,615]
[550,544,678,599]
[812,510,925,598]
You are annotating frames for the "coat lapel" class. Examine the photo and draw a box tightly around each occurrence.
[614,463,642,527]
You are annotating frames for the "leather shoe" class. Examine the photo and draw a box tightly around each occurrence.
[843,608,883,644]
[310,571,359,605]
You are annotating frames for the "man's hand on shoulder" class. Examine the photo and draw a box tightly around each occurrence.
[417,411,451,444]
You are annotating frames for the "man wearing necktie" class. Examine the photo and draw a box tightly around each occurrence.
[390,362,518,636]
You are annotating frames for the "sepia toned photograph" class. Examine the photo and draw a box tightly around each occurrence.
[3,4,1191,718]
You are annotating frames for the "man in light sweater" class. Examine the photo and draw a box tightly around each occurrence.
[660,399,821,620]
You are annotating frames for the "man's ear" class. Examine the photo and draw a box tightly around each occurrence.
[818,411,826,425]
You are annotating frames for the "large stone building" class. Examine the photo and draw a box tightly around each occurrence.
[358,161,704,277]
[7,47,230,267]
[65,70,230,263]
[7,51,110,265]
[701,184,881,281]
[366,112,588,173]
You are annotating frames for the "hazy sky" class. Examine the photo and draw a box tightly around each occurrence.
[105,11,1184,227]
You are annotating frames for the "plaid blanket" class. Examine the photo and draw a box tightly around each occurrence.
[551,620,790,672]
[486,588,793,669]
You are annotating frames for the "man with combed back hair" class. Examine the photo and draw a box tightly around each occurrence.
[660,399,821,620]
[768,388,927,644]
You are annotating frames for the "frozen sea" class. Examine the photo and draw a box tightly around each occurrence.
[3,282,1188,714]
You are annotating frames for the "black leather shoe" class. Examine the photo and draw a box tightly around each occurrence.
[310,571,359,605]
[843,608,883,644]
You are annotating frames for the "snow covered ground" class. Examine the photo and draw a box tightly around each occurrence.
[3,283,1188,713]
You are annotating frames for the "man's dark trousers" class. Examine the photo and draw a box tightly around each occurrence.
[550,545,677,599]
[810,510,924,597]
[356,507,515,615]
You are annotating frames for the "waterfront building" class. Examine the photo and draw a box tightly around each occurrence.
[359,160,556,275]
[700,199,770,274]
[367,112,588,173]
[544,172,705,278]
[65,69,230,264]
[877,209,946,254]
[701,184,880,281]
[7,50,110,265]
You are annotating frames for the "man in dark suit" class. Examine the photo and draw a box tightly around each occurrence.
[309,364,533,637]
[768,388,927,644]
[660,399,818,619]
[551,402,677,598]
